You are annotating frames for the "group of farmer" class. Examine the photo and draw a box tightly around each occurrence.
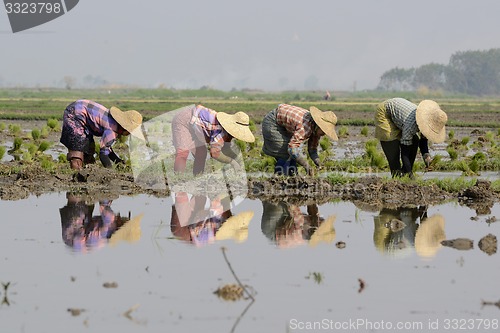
[60,97,448,179]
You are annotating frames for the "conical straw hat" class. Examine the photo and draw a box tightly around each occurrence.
[416,100,447,143]
[216,112,255,143]
[310,106,338,141]
[215,211,254,242]
[110,106,145,141]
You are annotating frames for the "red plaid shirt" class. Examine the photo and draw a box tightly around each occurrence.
[276,104,320,151]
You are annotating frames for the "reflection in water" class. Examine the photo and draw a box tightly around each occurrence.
[373,206,446,258]
[261,201,336,248]
[60,193,142,253]
[170,192,253,246]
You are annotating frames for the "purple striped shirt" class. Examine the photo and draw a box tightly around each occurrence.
[71,100,120,155]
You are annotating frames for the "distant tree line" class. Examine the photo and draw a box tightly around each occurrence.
[377,48,500,96]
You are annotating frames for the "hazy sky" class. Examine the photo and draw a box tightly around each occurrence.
[1,0,499,91]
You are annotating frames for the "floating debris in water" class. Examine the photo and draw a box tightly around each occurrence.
[441,238,474,251]
[336,241,346,249]
[486,216,497,224]
[213,284,244,301]
[67,308,85,316]
[478,234,497,256]
[481,299,500,309]
[358,278,366,293]
[103,282,118,288]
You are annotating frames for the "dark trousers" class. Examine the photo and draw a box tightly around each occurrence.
[380,135,419,177]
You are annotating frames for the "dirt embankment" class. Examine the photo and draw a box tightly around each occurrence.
[0,162,498,213]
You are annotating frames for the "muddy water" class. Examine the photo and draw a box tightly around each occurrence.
[0,194,499,333]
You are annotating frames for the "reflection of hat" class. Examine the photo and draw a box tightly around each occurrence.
[216,211,254,243]
[216,112,255,143]
[416,100,447,143]
[110,106,145,140]
[309,215,336,247]
[309,106,338,141]
[415,214,446,258]
[109,214,143,246]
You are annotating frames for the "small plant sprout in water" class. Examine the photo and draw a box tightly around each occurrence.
[305,272,324,285]
[0,146,5,160]
[8,124,21,136]
[461,136,470,146]
[447,147,458,161]
[360,126,369,136]
[11,137,22,152]
[448,130,455,140]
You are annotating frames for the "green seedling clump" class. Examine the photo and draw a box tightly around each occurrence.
[360,126,369,136]
[12,137,22,151]
[38,141,51,152]
[47,118,59,130]
[31,128,41,141]
[0,146,5,160]
[447,147,458,160]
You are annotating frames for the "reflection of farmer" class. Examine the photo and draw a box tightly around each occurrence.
[261,201,335,248]
[170,192,253,246]
[60,194,141,252]
[172,105,255,175]
[373,206,446,258]
[375,98,447,178]
[60,100,145,170]
[262,104,338,176]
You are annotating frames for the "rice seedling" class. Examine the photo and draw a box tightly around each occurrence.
[0,146,5,160]
[26,143,37,155]
[485,131,495,142]
[338,126,349,138]
[31,128,40,141]
[319,136,332,151]
[8,124,21,136]
[11,137,22,151]
[448,130,455,140]
[469,159,480,173]
[447,147,458,160]
[38,141,51,152]
[40,157,55,170]
[461,136,470,146]
[40,126,49,139]
[46,118,59,131]
[58,153,67,163]
[0,122,6,131]
[22,151,33,163]
[360,126,369,136]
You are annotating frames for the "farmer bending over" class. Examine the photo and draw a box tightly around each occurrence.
[60,100,144,170]
[375,98,447,178]
[262,104,338,176]
[172,104,255,175]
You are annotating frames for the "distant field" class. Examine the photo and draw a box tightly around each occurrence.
[0,89,499,127]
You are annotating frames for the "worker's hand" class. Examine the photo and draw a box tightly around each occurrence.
[423,153,432,169]
[99,152,113,168]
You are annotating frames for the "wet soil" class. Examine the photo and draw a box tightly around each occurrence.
[0,120,499,209]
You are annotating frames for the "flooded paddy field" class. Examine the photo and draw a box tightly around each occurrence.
[0,193,499,333]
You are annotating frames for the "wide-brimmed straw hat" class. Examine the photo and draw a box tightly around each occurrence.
[216,112,255,143]
[109,213,143,246]
[110,106,145,141]
[415,214,446,258]
[416,100,447,143]
[309,106,338,141]
[309,215,336,247]
[215,211,254,242]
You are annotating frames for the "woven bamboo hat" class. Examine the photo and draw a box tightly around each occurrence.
[416,100,447,143]
[309,106,338,141]
[415,214,446,258]
[109,213,143,246]
[110,106,145,141]
[216,112,255,142]
[215,211,254,242]
[309,215,336,247]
